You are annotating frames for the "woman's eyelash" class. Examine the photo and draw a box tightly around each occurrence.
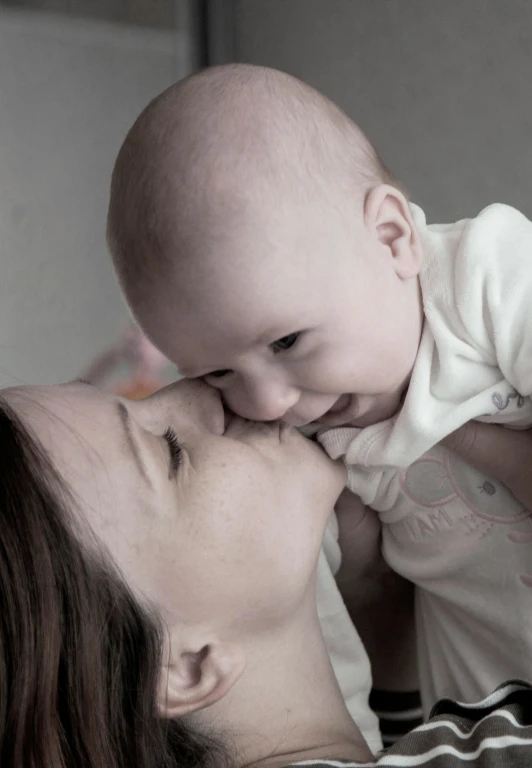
[163,427,182,475]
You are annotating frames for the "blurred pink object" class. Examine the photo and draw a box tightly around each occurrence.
[81,323,173,398]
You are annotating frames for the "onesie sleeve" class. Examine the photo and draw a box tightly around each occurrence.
[317,426,401,510]
[454,204,532,398]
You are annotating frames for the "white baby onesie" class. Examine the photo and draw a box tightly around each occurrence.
[319,202,532,509]
[318,203,532,713]
[381,441,532,715]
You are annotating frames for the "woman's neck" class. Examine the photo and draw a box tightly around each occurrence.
[195,604,373,768]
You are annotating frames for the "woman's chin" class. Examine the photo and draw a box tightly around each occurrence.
[305,435,348,498]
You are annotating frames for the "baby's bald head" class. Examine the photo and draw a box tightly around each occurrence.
[107,63,401,311]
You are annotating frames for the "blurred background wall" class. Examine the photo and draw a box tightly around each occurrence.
[0,1,194,387]
[0,0,175,28]
[3,0,532,386]
[214,0,532,223]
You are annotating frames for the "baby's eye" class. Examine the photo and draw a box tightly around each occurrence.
[205,369,232,379]
[270,332,301,354]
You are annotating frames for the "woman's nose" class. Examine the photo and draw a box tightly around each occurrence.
[143,378,225,433]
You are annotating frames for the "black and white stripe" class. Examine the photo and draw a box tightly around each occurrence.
[288,680,532,767]
[370,690,424,747]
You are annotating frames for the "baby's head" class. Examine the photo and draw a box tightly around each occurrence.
[108,64,423,428]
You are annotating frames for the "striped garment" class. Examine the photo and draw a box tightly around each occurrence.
[286,680,532,767]
[370,690,423,748]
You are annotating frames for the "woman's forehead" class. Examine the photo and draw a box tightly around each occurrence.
[5,382,117,456]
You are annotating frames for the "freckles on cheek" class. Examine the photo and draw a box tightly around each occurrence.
[109,526,153,577]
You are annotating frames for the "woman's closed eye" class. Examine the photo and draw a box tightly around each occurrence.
[163,427,182,478]
[270,332,301,354]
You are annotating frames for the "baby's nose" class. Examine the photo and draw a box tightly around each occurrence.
[244,379,300,422]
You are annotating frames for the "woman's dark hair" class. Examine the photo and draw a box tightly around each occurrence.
[0,394,231,768]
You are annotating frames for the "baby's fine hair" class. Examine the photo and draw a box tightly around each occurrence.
[107,63,403,301]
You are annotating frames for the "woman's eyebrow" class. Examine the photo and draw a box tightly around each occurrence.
[116,402,153,489]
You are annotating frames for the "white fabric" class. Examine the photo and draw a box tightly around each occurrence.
[382,440,532,715]
[319,202,532,510]
[317,513,382,752]
[318,203,532,714]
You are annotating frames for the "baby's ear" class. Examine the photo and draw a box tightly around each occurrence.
[157,639,246,718]
[364,185,422,279]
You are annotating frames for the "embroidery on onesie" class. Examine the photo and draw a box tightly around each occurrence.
[380,444,532,715]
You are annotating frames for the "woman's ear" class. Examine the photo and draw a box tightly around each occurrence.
[157,640,246,718]
[364,184,422,279]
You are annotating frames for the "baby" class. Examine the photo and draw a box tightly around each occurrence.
[107,64,532,713]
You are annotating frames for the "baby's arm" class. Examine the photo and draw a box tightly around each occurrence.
[334,489,418,692]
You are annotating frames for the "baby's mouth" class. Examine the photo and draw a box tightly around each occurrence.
[293,395,354,431]
[325,394,352,415]
[319,394,354,423]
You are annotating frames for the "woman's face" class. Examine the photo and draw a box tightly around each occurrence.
[12,379,345,635]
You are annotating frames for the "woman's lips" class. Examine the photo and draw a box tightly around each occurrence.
[223,407,232,431]
[224,413,283,439]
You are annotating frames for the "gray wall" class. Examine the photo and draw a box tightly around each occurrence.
[0,10,187,387]
[233,0,532,222]
[0,0,176,29]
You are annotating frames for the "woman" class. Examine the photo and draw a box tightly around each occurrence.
[1,378,531,767]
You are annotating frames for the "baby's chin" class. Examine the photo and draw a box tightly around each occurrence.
[317,413,385,430]
[343,411,390,428]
